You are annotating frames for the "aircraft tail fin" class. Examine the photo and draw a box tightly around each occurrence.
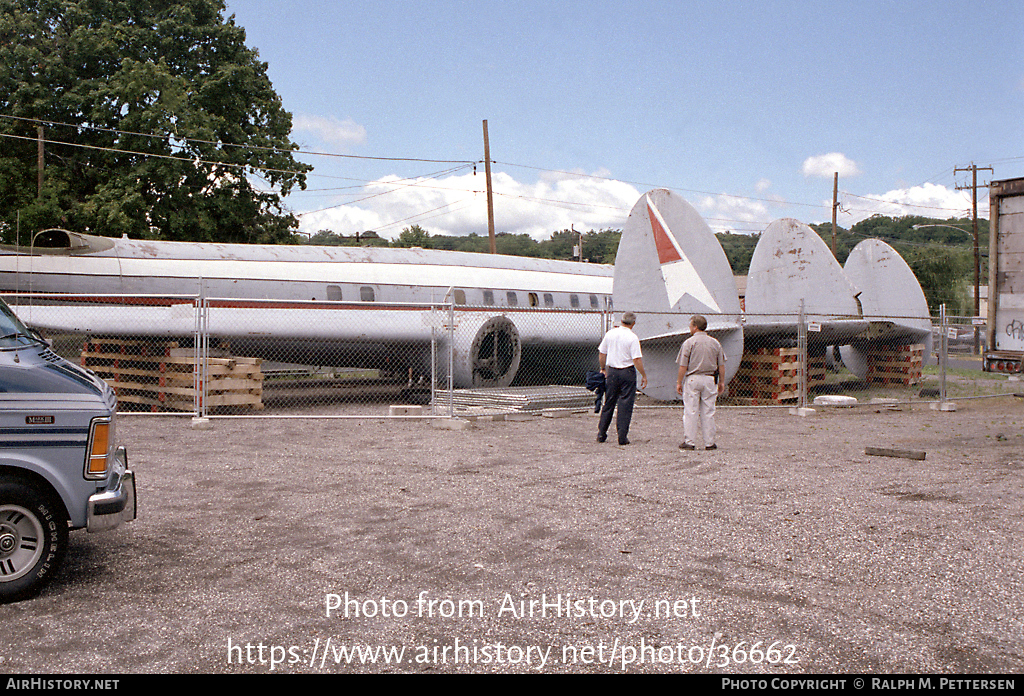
[613,189,743,400]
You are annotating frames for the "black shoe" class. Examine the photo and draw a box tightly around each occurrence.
[679,443,695,450]
[705,444,717,450]
[618,440,630,446]
[597,435,607,443]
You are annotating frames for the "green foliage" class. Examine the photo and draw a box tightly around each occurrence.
[0,0,310,244]
[371,226,622,263]
[809,215,985,314]
[716,231,759,275]
[393,224,432,248]
[903,245,973,315]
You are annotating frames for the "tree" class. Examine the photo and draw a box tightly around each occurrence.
[903,246,972,315]
[716,231,760,274]
[581,228,622,264]
[0,0,310,244]
[394,224,432,248]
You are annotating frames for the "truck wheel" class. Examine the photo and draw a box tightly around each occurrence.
[0,480,68,603]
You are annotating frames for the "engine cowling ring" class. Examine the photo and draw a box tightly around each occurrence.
[449,314,522,388]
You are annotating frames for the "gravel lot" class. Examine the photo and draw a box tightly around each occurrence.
[1,397,1022,674]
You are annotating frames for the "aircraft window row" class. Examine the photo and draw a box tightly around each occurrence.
[321,285,602,309]
[473,289,602,309]
[323,285,376,302]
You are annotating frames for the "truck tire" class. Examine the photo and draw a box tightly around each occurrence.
[0,478,68,603]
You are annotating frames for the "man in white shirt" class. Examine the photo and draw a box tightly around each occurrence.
[597,312,647,446]
[675,314,726,451]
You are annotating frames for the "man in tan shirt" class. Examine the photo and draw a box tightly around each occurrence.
[675,315,725,451]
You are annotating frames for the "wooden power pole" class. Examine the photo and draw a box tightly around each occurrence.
[482,120,496,254]
[955,163,993,354]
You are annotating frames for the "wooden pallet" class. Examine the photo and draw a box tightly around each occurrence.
[729,347,824,403]
[864,343,924,386]
[81,339,263,412]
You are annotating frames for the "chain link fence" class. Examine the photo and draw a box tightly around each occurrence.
[3,294,1017,418]
[4,293,612,418]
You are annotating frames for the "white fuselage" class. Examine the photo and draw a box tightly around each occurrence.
[0,233,614,388]
[1,236,612,308]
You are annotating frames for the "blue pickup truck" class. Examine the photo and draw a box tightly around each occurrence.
[0,299,135,602]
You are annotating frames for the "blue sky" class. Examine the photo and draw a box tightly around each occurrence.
[224,0,1023,239]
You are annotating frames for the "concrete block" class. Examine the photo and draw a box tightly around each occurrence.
[930,401,958,412]
[813,395,858,407]
[789,407,816,417]
[191,417,213,430]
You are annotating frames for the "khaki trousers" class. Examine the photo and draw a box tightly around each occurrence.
[683,373,717,447]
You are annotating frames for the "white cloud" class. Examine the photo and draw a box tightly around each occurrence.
[802,152,861,178]
[840,183,973,225]
[296,169,641,240]
[293,114,367,148]
[698,193,775,233]
[755,178,771,192]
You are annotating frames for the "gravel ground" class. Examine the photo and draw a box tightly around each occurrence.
[1,397,1022,674]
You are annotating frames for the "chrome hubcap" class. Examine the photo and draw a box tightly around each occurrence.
[0,506,45,581]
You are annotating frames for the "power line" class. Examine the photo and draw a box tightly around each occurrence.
[0,131,308,178]
[839,191,972,214]
[0,113,477,166]
[494,160,827,211]
[6,113,1006,238]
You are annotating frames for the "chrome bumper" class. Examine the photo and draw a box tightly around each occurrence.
[87,447,137,533]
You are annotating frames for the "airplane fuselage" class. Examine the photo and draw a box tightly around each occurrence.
[0,231,614,389]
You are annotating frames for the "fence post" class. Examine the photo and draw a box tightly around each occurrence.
[939,303,947,405]
[430,306,437,415]
[447,296,455,417]
[193,281,209,419]
[798,300,807,408]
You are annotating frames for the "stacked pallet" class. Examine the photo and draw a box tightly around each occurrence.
[448,385,595,412]
[729,347,826,405]
[864,343,924,386]
[80,338,263,412]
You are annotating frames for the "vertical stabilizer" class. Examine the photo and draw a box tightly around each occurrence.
[613,189,742,400]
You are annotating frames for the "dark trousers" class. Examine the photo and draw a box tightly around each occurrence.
[597,366,636,445]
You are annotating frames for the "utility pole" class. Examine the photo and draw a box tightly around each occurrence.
[37,125,44,198]
[831,172,838,255]
[482,120,496,254]
[954,162,993,354]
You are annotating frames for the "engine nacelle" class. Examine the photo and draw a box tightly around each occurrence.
[445,314,522,388]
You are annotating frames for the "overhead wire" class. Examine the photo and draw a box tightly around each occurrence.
[0,113,476,166]
[4,112,1013,237]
